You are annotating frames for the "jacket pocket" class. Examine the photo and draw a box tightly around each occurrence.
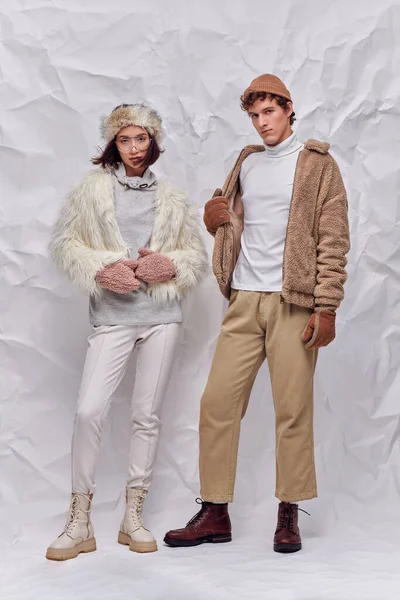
[291,237,317,294]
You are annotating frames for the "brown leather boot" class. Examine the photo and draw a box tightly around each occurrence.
[164,498,232,547]
[274,502,302,553]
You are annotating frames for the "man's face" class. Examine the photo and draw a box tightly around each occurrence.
[248,97,293,146]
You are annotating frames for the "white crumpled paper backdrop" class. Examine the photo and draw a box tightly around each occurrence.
[1,0,400,598]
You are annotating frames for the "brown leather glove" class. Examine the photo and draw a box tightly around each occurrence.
[301,309,336,350]
[203,188,230,233]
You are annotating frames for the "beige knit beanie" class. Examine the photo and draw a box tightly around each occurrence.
[243,74,291,101]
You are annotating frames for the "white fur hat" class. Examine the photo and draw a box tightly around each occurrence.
[100,104,163,145]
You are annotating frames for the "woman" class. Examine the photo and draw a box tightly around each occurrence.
[46,103,208,560]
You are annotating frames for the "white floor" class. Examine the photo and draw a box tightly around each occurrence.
[2,509,400,600]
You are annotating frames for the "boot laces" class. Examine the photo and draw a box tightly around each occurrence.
[64,493,91,535]
[186,498,207,528]
[277,504,310,533]
[130,490,146,528]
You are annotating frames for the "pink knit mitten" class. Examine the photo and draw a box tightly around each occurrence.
[123,259,139,271]
[134,248,176,283]
[95,262,140,294]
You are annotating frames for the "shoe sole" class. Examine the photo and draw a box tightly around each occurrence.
[163,533,232,547]
[118,531,158,553]
[46,537,97,561]
[274,543,302,553]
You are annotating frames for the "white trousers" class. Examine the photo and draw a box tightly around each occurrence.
[71,323,181,493]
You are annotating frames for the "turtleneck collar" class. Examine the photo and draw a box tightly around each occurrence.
[263,132,303,157]
[113,163,157,190]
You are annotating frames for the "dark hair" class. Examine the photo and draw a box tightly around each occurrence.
[240,91,296,126]
[91,131,162,169]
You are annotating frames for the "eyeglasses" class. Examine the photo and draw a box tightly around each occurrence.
[115,135,152,153]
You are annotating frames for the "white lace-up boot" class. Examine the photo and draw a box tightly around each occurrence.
[46,493,96,561]
[118,488,157,553]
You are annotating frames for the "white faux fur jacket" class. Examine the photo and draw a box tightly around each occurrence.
[50,169,208,304]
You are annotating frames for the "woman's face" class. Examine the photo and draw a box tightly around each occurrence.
[115,125,151,176]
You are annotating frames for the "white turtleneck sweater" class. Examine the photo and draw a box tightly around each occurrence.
[232,133,304,292]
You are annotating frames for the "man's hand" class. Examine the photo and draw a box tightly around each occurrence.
[204,188,231,233]
[301,309,336,350]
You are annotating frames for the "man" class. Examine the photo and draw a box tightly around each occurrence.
[164,74,350,553]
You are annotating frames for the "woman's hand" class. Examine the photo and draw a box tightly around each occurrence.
[133,248,176,283]
[95,262,140,294]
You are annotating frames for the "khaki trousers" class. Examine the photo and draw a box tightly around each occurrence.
[199,291,318,503]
